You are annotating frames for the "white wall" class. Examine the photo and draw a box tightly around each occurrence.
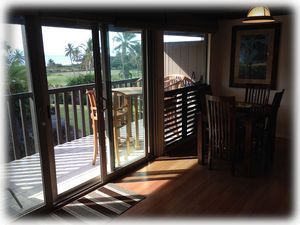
[210,15,294,139]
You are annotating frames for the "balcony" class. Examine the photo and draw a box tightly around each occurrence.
[5,78,145,217]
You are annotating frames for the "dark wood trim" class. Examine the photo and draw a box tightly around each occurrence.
[146,29,165,157]
[100,24,115,172]
[24,15,57,207]
[91,23,107,179]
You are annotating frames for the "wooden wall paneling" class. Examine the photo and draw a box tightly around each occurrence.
[180,43,189,76]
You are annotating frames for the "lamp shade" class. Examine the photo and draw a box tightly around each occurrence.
[243,6,275,23]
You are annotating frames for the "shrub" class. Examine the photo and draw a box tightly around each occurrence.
[66,73,95,86]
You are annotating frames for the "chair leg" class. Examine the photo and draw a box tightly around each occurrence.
[92,120,98,165]
[126,113,131,155]
[114,126,120,166]
[126,124,130,160]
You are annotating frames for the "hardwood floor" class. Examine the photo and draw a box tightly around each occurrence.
[114,138,292,218]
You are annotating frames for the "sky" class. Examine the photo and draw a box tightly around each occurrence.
[5,24,204,65]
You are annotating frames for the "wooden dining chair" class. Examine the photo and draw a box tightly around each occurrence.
[86,90,99,165]
[244,86,270,105]
[249,89,285,173]
[205,95,237,174]
[112,90,131,166]
[264,89,285,166]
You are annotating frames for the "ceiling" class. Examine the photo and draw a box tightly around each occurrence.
[8,6,292,27]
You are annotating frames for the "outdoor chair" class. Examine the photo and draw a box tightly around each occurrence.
[164,74,195,91]
[86,90,99,165]
[112,90,131,166]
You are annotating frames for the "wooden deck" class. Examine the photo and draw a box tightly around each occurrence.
[5,119,145,218]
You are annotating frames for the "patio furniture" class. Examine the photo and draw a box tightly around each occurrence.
[112,87,143,149]
[86,89,132,166]
[164,74,195,91]
[112,90,131,165]
[86,90,99,165]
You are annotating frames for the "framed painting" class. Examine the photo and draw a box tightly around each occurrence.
[229,23,281,89]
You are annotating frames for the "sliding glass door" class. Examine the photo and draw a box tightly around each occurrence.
[102,26,147,173]
[41,25,102,195]
[4,18,148,219]
[4,22,45,218]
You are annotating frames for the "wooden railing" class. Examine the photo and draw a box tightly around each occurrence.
[164,83,209,149]
[6,78,139,162]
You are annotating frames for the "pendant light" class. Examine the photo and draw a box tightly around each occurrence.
[243,6,275,23]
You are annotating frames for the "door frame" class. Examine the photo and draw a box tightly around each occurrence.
[19,14,152,214]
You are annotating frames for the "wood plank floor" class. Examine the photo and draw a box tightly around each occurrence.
[114,138,292,218]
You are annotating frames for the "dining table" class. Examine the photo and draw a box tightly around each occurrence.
[112,86,143,149]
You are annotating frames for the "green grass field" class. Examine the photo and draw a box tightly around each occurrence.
[47,69,142,88]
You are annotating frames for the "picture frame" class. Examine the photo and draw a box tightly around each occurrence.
[229,23,281,89]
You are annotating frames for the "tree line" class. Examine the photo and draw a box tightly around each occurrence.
[6,32,142,93]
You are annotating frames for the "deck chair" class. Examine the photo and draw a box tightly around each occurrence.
[164,74,195,91]
[86,90,99,165]
[112,90,131,166]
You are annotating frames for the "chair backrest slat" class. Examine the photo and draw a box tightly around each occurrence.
[245,86,270,105]
[206,95,236,161]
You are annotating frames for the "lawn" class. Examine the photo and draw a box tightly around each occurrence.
[47,69,142,88]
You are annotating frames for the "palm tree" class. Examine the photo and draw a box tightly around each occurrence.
[47,59,56,67]
[7,49,25,65]
[131,42,142,74]
[80,38,93,74]
[72,47,82,64]
[65,43,75,66]
[113,32,138,79]
[8,62,28,93]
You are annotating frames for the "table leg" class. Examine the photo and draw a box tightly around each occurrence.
[127,97,132,137]
[244,119,253,176]
[134,96,140,149]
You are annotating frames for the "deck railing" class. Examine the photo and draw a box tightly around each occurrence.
[6,78,139,162]
[163,83,209,149]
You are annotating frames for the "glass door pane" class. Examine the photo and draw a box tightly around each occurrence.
[105,27,146,173]
[41,26,101,195]
[4,23,45,217]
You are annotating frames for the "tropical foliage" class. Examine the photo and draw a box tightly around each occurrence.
[66,73,95,86]
[5,43,28,93]
[5,32,142,93]
[64,38,94,74]
[112,32,140,79]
